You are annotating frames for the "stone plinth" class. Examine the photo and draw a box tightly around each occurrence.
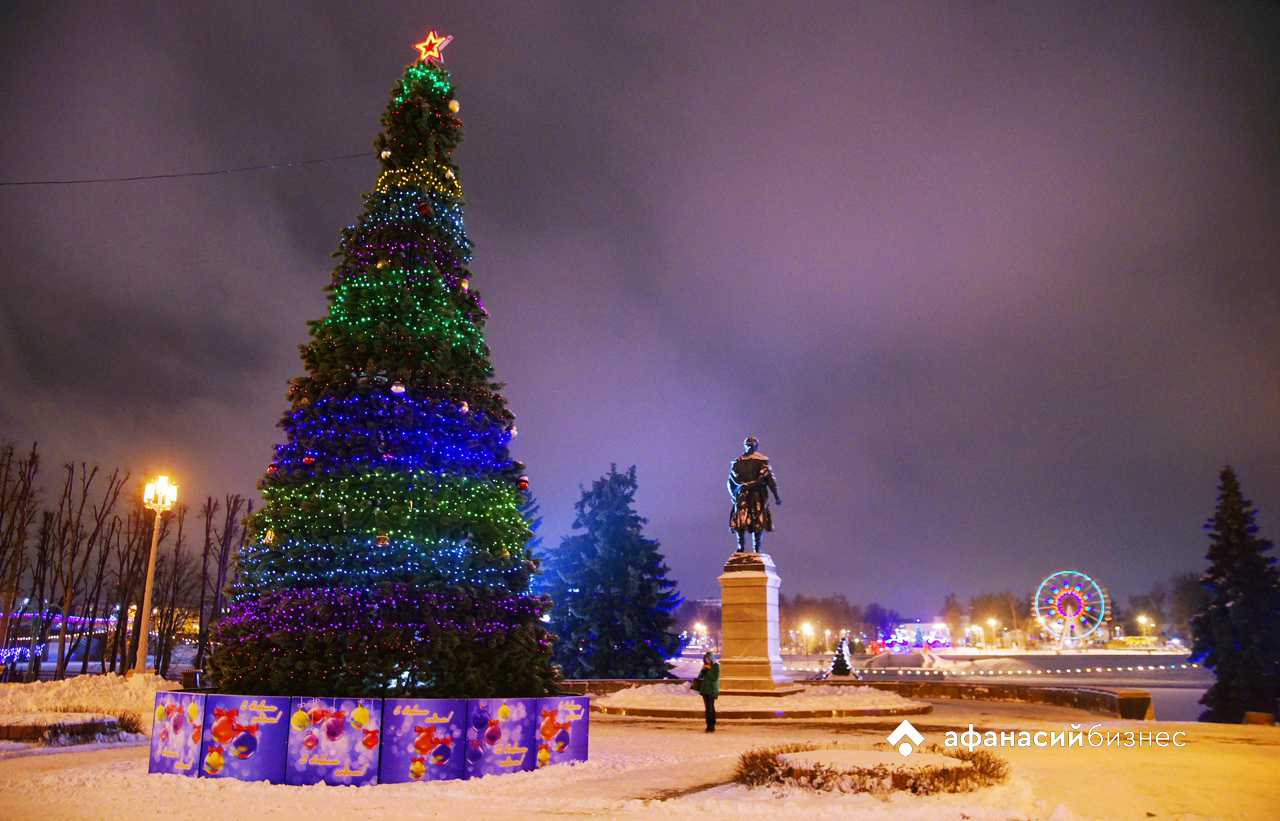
[717,552,799,695]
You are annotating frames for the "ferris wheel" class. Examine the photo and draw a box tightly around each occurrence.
[1034,570,1109,643]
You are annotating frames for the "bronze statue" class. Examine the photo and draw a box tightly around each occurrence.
[728,436,781,552]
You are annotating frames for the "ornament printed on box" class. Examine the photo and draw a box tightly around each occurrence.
[148,692,205,776]
[535,695,590,767]
[464,698,537,778]
[378,698,466,783]
[201,694,290,783]
[285,697,382,786]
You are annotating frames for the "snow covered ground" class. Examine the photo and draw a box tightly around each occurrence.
[779,748,968,771]
[1,674,1277,820]
[596,682,924,712]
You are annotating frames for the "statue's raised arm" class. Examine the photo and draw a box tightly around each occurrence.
[728,436,781,553]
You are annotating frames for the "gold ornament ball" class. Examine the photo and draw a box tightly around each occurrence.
[448,99,460,113]
[380,149,391,159]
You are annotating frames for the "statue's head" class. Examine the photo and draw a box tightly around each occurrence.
[743,436,758,452]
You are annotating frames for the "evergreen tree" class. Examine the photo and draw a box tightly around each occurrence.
[1191,466,1280,722]
[540,466,683,679]
[210,33,557,698]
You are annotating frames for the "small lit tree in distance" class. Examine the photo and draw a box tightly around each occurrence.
[210,32,557,698]
[830,636,852,676]
[540,465,684,679]
[1190,466,1280,722]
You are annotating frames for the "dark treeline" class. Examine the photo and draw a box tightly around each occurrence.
[777,593,903,652]
[1119,572,1206,644]
[0,440,250,680]
[674,594,903,654]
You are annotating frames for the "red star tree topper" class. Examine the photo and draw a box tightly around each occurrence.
[414,30,453,63]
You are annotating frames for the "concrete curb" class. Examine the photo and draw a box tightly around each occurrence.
[0,717,121,743]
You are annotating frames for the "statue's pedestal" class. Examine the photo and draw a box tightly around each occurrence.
[717,552,800,695]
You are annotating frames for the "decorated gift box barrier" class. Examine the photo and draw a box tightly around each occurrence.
[150,693,588,784]
[148,691,205,776]
[286,696,383,786]
[537,694,589,769]
[203,694,290,782]
[380,697,467,783]
[464,697,537,777]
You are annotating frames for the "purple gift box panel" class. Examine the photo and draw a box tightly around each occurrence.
[464,697,538,778]
[285,697,383,786]
[378,698,467,783]
[146,692,587,783]
[148,691,205,776]
[199,694,290,783]
[535,695,589,768]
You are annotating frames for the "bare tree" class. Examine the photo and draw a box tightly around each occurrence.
[105,504,153,673]
[49,463,126,678]
[0,442,39,661]
[72,513,121,674]
[193,497,219,670]
[152,506,197,677]
[195,494,250,671]
[22,511,56,681]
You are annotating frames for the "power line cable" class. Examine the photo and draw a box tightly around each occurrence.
[0,152,371,186]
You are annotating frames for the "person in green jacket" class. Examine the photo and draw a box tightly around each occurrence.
[695,651,720,732]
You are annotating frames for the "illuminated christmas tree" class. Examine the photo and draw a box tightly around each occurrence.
[210,33,558,698]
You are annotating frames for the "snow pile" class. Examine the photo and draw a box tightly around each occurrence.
[0,673,179,734]
[596,683,925,712]
[0,710,115,726]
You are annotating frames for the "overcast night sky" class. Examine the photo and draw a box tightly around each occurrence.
[1,2,1277,617]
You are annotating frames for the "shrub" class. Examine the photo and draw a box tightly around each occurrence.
[732,741,1008,798]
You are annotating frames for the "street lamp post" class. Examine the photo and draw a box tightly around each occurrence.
[1137,615,1150,639]
[987,618,999,652]
[134,476,177,675]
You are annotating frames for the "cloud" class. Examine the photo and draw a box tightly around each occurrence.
[1,1,1276,615]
